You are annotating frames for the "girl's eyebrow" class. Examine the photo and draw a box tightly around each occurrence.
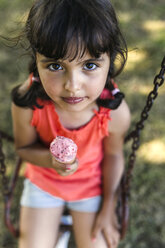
[40,58,57,63]
[78,58,105,64]
[40,57,105,64]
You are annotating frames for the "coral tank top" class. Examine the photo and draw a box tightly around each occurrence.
[25,99,111,201]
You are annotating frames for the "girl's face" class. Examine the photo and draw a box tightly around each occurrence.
[36,51,110,113]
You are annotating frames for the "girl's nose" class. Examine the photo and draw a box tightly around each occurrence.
[64,71,82,93]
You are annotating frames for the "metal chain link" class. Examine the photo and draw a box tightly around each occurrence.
[124,56,165,197]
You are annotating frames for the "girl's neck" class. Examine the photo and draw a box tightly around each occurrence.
[53,101,98,130]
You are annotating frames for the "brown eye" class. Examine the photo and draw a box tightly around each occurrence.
[48,63,63,71]
[84,63,97,70]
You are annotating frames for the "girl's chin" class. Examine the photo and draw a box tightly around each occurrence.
[54,99,95,112]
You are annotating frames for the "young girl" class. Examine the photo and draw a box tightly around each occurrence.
[11,0,131,247]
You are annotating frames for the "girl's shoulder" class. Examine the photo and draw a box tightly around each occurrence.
[11,77,34,126]
[11,100,33,127]
[11,100,37,149]
[108,99,131,135]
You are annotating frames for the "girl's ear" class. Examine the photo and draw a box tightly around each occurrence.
[32,75,40,83]
[28,73,41,89]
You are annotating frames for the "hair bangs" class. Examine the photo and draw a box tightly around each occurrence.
[26,0,111,61]
[25,0,127,77]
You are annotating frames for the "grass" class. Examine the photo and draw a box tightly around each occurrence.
[0,0,165,247]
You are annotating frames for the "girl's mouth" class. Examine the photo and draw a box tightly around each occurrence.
[62,97,86,104]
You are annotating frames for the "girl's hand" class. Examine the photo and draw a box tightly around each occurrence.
[51,156,79,176]
[92,206,120,248]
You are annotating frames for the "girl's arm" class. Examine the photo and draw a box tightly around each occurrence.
[92,99,131,247]
[102,99,131,208]
[11,78,52,167]
[11,102,52,168]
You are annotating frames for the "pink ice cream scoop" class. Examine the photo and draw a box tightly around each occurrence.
[50,136,77,163]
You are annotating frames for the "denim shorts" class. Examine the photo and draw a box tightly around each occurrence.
[20,179,102,212]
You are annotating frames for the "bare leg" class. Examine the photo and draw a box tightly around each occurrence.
[19,206,64,248]
[70,210,107,248]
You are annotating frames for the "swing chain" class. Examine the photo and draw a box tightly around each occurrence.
[124,56,165,197]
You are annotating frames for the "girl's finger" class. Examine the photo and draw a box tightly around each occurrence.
[103,229,120,248]
[103,230,112,248]
[91,223,101,242]
[65,158,78,171]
